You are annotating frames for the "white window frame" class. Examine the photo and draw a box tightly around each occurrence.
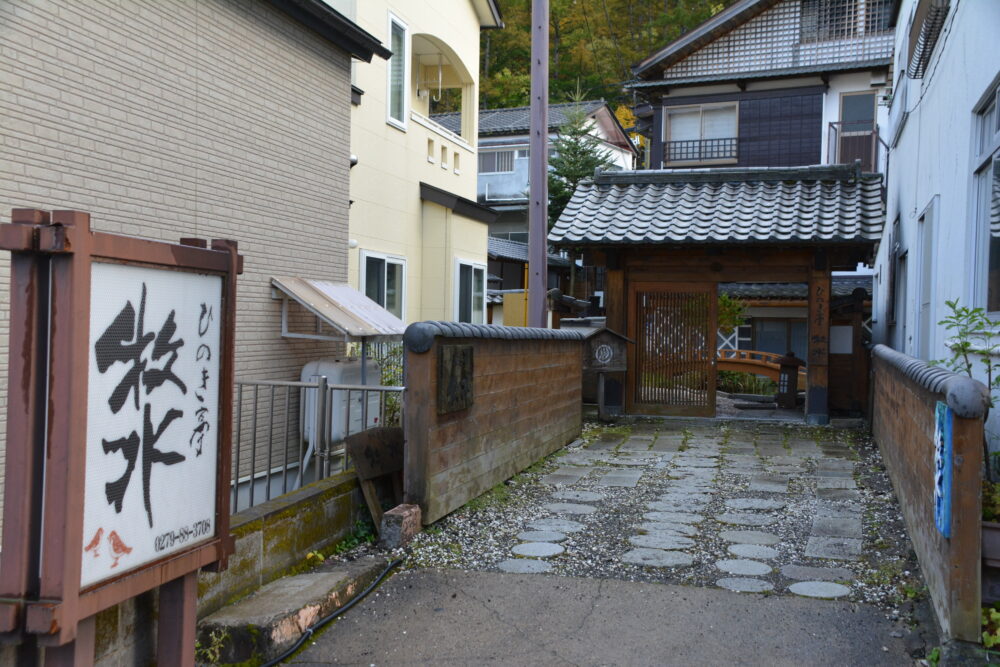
[973,79,1000,315]
[663,102,739,166]
[453,259,487,324]
[479,149,515,174]
[386,13,409,131]
[360,250,406,319]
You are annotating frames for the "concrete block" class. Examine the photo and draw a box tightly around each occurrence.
[380,504,421,549]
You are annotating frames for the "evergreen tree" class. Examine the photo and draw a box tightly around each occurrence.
[548,106,615,228]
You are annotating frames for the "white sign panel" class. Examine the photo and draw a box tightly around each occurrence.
[81,262,222,588]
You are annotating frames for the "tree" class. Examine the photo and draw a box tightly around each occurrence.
[547,105,615,228]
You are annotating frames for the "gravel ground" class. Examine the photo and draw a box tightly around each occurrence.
[334,418,937,660]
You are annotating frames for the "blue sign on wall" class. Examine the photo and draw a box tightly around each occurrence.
[934,401,953,538]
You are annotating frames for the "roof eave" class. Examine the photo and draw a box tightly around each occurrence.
[268,0,391,62]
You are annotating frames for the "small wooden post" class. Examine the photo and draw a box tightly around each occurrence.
[157,572,198,667]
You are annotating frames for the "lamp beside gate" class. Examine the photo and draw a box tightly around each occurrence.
[776,351,806,409]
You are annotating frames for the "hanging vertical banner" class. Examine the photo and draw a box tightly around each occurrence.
[934,400,953,538]
[82,263,223,587]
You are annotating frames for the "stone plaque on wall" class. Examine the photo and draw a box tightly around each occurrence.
[438,344,473,414]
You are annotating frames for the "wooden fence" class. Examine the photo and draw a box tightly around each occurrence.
[871,344,989,642]
[402,322,584,524]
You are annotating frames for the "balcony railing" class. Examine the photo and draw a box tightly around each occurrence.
[664,137,738,164]
[827,120,887,173]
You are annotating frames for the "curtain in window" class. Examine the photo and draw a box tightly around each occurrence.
[389,22,405,122]
[667,109,700,141]
[702,107,737,140]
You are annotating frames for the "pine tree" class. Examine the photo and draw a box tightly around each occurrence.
[548,106,615,228]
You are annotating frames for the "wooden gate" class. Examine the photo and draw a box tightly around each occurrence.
[627,282,717,416]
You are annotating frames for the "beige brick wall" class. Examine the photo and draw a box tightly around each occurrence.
[0,0,356,525]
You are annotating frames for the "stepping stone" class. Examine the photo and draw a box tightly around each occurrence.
[726,498,785,511]
[622,548,694,568]
[596,470,643,487]
[647,500,706,513]
[716,578,774,593]
[813,468,854,478]
[768,456,806,465]
[629,533,695,550]
[541,467,588,485]
[815,503,861,518]
[610,458,655,467]
[651,441,682,453]
[811,517,862,538]
[588,440,618,451]
[560,452,606,466]
[551,490,603,503]
[643,511,703,525]
[728,544,779,560]
[789,581,851,599]
[749,474,789,493]
[526,518,585,533]
[816,478,857,490]
[719,530,781,546]
[716,559,772,576]
[716,512,778,527]
[768,465,803,475]
[804,536,863,561]
[780,564,855,582]
[637,522,698,537]
[816,459,855,471]
[621,438,653,451]
[816,489,861,502]
[512,542,564,558]
[757,447,788,458]
[673,459,717,468]
[543,502,596,515]
[657,492,711,503]
[517,531,568,543]
[497,559,552,574]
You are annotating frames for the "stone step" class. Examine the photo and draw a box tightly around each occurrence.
[197,556,388,664]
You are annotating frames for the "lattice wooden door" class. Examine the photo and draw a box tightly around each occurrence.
[627,282,717,417]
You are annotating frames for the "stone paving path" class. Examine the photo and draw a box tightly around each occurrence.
[494,422,864,599]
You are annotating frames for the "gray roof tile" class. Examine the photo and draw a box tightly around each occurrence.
[548,165,884,245]
[488,237,571,267]
[719,276,872,299]
[433,100,607,136]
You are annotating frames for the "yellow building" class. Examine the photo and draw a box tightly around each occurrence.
[340,0,502,324]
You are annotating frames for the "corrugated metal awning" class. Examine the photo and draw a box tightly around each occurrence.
[271,277,405,342]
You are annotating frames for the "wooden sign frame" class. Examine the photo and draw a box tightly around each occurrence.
[0,210,241,664]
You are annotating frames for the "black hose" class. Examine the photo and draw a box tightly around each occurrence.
[260,558,404,667]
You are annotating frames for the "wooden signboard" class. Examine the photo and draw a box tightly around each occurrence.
[0,210,241,665]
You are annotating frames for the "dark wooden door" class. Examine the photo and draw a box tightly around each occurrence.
[627,282,717,416]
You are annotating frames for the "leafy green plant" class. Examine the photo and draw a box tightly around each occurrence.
[195,628,229,664]
[717,294,747,335]
[933,299,1000,484]
[984,604,1000,648]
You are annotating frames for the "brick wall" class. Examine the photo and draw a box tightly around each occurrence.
[871,347,984,642]
[0,0,355,523]
[404,324,583,523]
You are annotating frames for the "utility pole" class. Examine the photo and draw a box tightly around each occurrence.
[528,0,549,328]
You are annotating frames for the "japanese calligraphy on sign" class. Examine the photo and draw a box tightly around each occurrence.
[81,263,222,588]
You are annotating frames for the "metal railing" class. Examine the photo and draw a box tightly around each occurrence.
[665,137,738,164]
[827,120,888,174]
[231,377,404,513]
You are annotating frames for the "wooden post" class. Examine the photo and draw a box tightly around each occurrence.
[605,269,625,333]
[807,254,830,424]
[947,413,983,641]
[43,616,94,667]
[157,572,198,667]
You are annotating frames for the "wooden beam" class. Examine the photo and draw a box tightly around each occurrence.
[806,255,831,424]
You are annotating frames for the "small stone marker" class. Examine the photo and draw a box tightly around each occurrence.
[811,517,863,538]
[719,530,781,545]
[628,533,695,550]
[379,503,422,549]
[780,564,855,582]
[643,510,703,525]
[716,559,772,576]
[512,542,564,558]
[543,502,596,515]
[716,578,774,593]
[728,544,779,560]
[716,512,777,527]
[725,498,785,511]
[517,531,568,543]
[551,490,603,502]
[788,581,851,599]
[526,518,585,533]
[622,548,694,568]
[497,559,552,574]
[804,536,863,561]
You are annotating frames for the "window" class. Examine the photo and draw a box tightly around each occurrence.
[664,103,738,164]
[362,251,405,319]
[455,261,485,324]
[976,83,1000,312]
[479,150,514,173]
[387,15,408,129]
[516,149,530,159]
